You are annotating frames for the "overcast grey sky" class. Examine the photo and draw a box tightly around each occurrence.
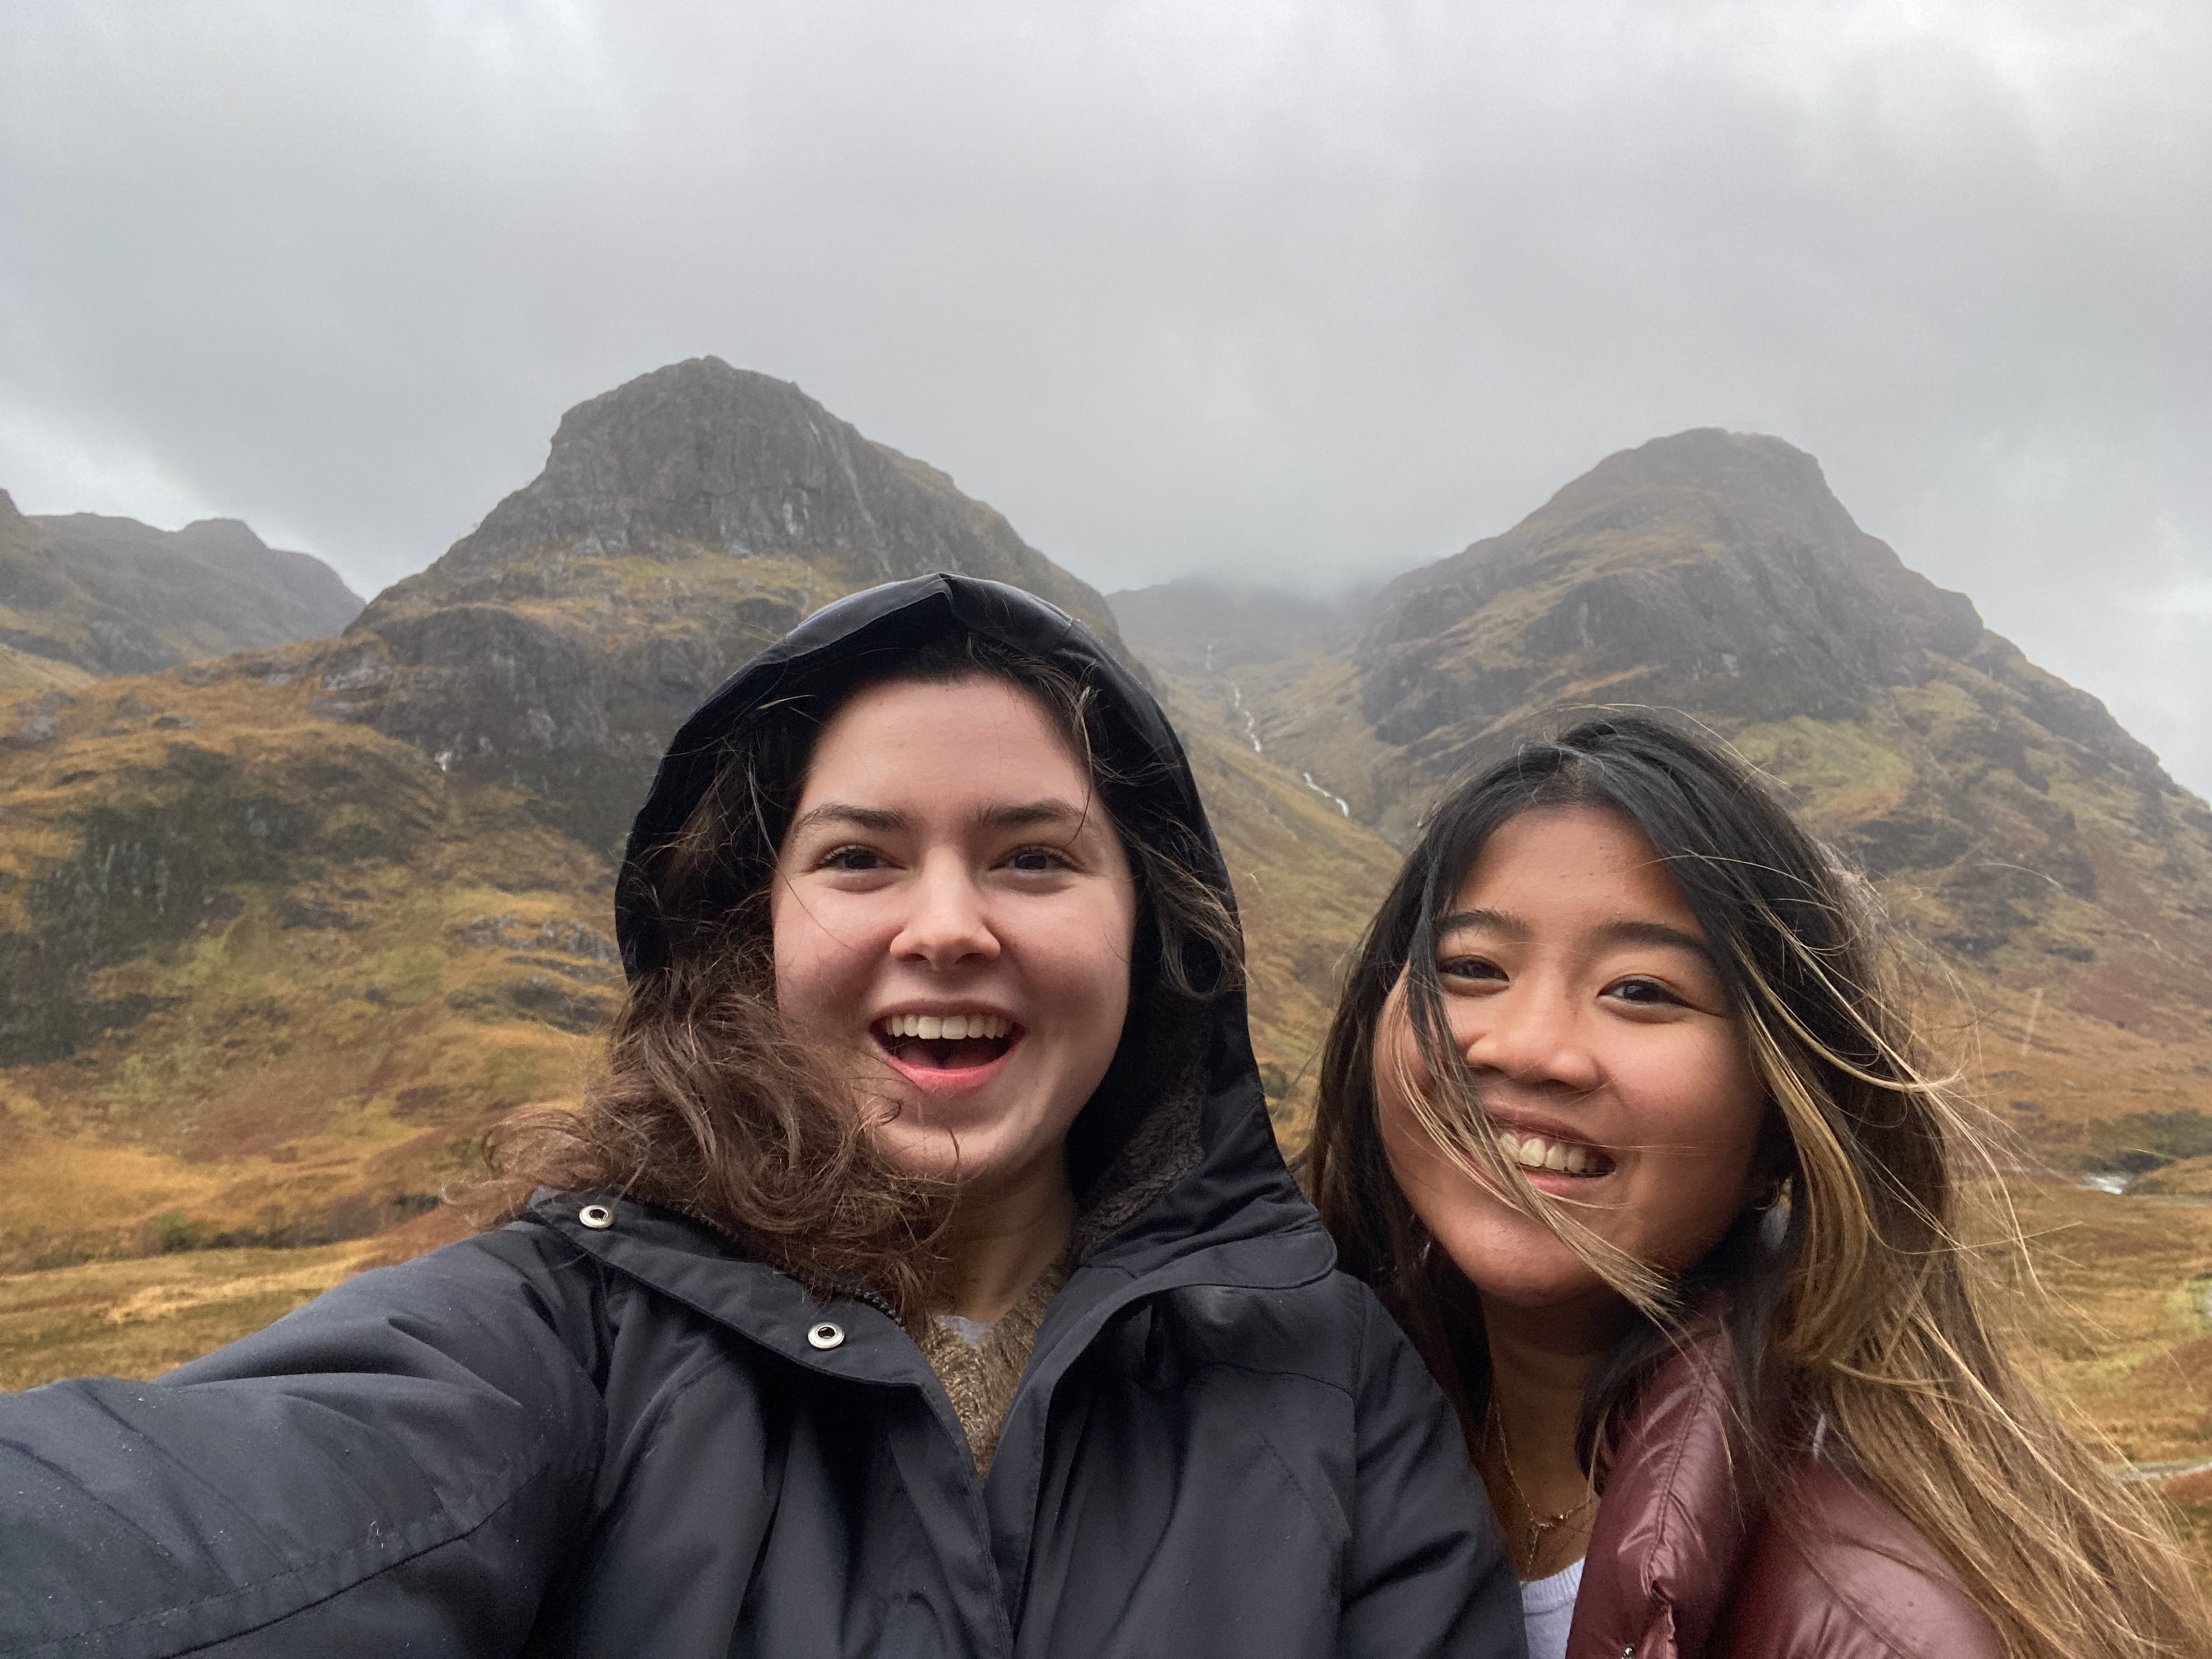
[3,1,2207,792]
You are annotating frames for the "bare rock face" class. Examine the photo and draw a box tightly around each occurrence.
[0,491,364,679]
[1357,429,1990,743]
[361,357,1114,631]
[330,358,1130,849]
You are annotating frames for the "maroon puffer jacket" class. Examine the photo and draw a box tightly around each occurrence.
[1566,1340,2005,1658]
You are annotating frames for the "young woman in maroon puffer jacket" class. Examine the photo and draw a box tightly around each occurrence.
[1310,715,2210,1659]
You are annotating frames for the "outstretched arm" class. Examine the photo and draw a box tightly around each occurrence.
[1,1226,605,1659]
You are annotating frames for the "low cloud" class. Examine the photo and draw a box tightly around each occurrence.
[2,1,2206,788]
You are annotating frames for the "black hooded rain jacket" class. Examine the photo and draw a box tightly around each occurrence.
[1,575,1520,1659]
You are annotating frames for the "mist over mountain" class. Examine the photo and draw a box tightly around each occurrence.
[0,492,363,688]
[1106,579,1370,676]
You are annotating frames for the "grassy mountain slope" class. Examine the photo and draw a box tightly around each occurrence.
[0,491,363,679]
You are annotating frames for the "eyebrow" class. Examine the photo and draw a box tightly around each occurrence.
[1434,907,1714,964]
[1593,918,1715,964]
[979,799,1093,834]
[1434,907,1530,940]
[785,798,1096,839]
[787,803,908,838]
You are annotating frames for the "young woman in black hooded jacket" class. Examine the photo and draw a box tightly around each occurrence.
[0,575,1520,1659]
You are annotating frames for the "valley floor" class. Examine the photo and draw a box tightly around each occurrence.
[2,1177,2207,1586]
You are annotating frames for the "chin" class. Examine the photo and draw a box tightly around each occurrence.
[873,1118,1039,1191]
[1467,1264,1616,1311]
[1434,1217,1612,1310]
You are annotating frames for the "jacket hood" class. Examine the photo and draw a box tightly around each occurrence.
[619,573,1195,970]
[613,573,1318,1280]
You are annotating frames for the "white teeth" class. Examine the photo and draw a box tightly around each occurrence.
[887,1013,1009,1040]
[1494,1127,1599,1175]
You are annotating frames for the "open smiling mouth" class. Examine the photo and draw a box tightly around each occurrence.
[872,1012,1020,1072]
[1494,1125,1618,1179]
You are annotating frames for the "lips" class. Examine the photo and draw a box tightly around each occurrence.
[870,1010,1021,1080]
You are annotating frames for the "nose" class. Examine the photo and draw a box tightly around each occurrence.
[1456,982,1601,1095]
[889,851,1001,971]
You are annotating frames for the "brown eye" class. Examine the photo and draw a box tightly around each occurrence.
[821,846,884,872]
[1606,976,1681,1006]
[1006,846,1071,873]
[1439,955,1506,983]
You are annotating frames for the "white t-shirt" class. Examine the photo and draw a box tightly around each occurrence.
[1519,1557,1584,1659]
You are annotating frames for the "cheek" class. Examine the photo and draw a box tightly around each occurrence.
[1613,1036,1768,1258]
[1040,895,1137,1032]
[1372,1022,1502,1234]
[768,889,861,1029]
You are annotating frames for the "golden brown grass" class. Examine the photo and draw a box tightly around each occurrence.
[0,1242,381,1389]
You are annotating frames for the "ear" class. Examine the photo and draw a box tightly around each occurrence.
[1729,1099,1793,1221]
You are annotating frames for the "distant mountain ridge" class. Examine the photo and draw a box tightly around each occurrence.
[0,491,363,687]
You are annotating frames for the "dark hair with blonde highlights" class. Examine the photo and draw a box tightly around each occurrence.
[464,630,1241,1324]
[1308,713,2209,1659]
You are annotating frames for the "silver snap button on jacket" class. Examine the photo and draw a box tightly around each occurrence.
[578,1203,615,1230]
[806,1322,844,1350]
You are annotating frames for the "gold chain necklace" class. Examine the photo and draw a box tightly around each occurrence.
[1487,1396,1598,1577]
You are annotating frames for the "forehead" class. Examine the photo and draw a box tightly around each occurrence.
[1450,804,1699,928]
[797,675,1089,806]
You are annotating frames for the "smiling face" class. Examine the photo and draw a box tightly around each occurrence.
[1376,804,1769,1312]
[770,675,1139,1195]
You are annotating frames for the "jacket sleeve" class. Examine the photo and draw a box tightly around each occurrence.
[1337,1289,1527,1659]
[0,1226,606,1659]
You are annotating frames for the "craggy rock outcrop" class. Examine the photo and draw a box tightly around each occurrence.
[364,358,1113,627]
[1359,430,1988,741]
[334,358,1133,846]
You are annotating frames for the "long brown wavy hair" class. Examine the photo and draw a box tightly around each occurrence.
[1307,714,2209,1659]
[463,631,1241,1323]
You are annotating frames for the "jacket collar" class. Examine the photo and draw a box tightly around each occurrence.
[1570,1335,1771,1659]
[521,1071,1334,1396]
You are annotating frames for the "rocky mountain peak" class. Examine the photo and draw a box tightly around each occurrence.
[1529,427,1862,555]
[0,504,362,681]
[172,517,271,556]
[331,358,1128,845]
[450,357,871,568]
[361,355,1117,642]
[1357,428,1986,744]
